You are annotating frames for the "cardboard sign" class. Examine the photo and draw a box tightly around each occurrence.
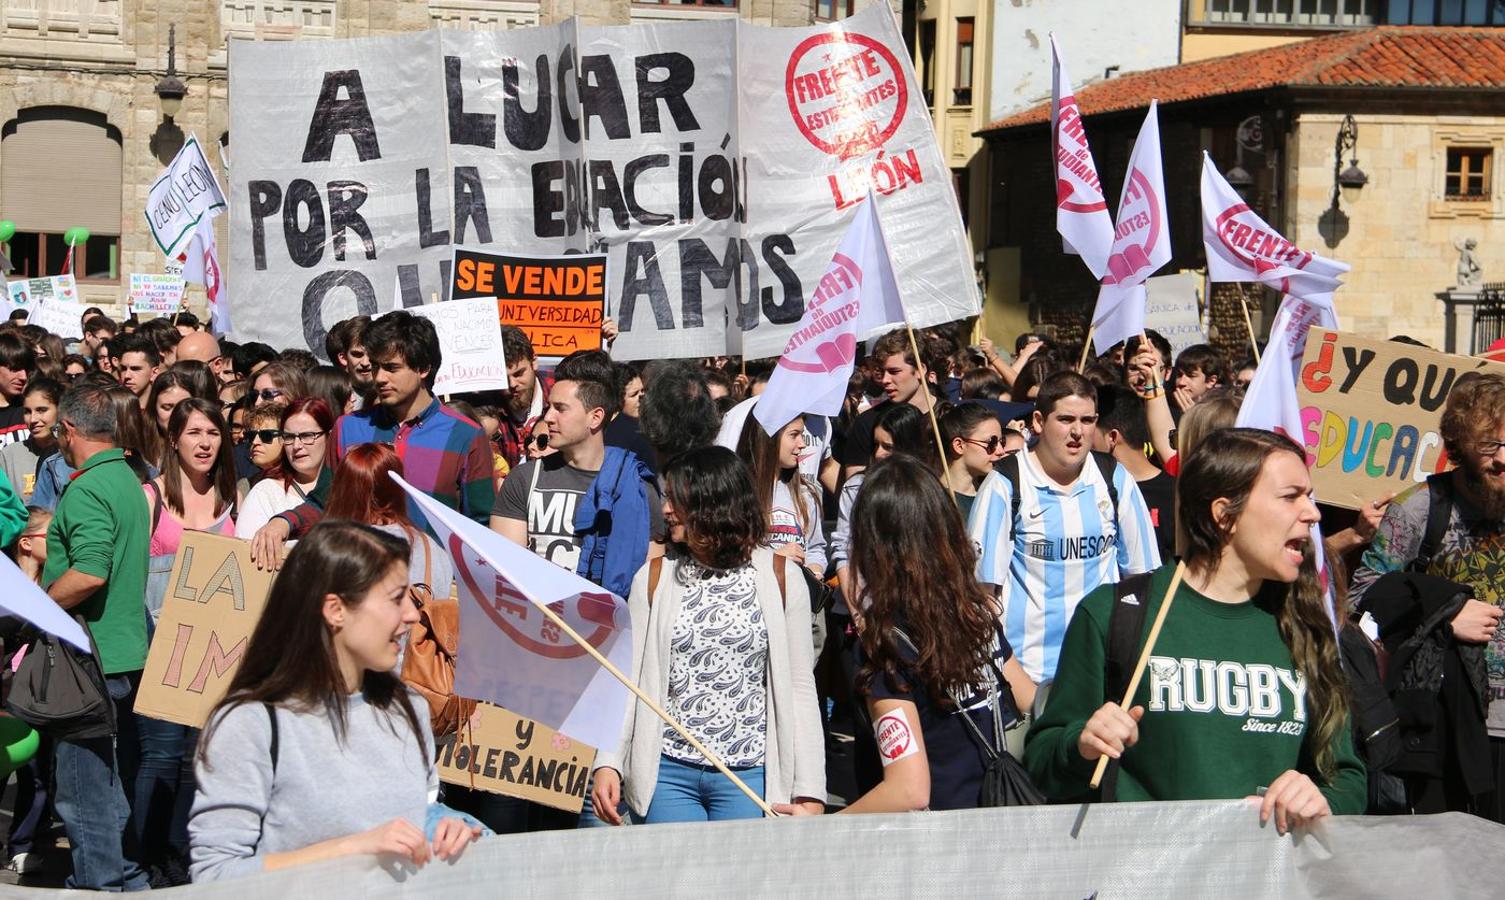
[436,702,597,812]
[451,248,605,364]
[129,274,187,315]
[1296,327,1505,508]
[135,533,275,728]
[5,274,77,318]
[390,294,509,395]
[1145,272,1206,358]
[31,297,90,340]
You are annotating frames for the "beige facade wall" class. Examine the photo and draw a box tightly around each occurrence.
[1180,30,1312,63]
[0,0,819,319]
[1284,111,1505,350]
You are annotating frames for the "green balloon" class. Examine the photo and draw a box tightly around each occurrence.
[0,220,13,242]
[63,226,89,247]
[0,717,37,779]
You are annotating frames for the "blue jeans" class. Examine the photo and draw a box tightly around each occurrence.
[640,755,765,824]
[53,673,149,891]
[131,716,197,865]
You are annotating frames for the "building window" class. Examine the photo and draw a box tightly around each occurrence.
[1446,147,1493,200]
[953,18,974,106]
[631,0,737,8]
[1,107,122,283]
[5,231,119,282]
[1193,0,1380,27]
[814,0,853,21]
[1386,0,1505,25]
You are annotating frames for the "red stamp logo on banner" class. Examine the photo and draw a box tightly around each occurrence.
[786,32,908,159]
[449,535,616,660]
[1213,203,1314,271]
[777,252,863,374]
[1054,93,1107,214]
[1103,169,1162,285]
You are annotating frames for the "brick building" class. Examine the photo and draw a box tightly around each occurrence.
[974,26,1505,355]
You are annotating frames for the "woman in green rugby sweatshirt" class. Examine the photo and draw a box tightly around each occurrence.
[1026,428,1366,832]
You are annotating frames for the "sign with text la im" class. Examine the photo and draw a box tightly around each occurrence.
[228,5,977,361]
[436,703,597,812]
[451,248,605,364]
[1295,327,1505,508]
[135,533,275,728]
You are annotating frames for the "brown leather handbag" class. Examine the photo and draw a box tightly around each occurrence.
[399,530,477,736]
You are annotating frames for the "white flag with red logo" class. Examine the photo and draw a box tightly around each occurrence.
[1090,101,1170,354]
[1201,153,1348,293]
[176,217,230,334]
[394,474,632,750]
[754,191,904,436]
[1235,292,1341,633]
[1050,35,1114,279]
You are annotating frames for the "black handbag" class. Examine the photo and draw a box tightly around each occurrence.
[4,616,116,741]
[893,627,1044,807]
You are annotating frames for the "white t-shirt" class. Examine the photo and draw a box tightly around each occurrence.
[235,479,312,539]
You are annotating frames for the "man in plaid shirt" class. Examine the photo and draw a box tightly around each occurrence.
[249,311,493,567]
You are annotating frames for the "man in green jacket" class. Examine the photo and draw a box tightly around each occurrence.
[43,382,149,891]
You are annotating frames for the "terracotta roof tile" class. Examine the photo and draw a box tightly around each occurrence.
[979,27,1505,134]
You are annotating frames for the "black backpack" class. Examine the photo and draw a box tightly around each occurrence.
[1097,571,1152,802]
[5,616,115,741]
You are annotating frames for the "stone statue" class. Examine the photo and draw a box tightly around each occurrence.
[1456,237,1483,288]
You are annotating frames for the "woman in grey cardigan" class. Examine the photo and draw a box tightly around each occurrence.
[592,447,826,823]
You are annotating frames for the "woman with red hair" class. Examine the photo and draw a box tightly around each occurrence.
[324,443,453,601]
[235,398,335,539]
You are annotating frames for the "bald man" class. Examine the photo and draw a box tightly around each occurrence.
[176,331,233,385]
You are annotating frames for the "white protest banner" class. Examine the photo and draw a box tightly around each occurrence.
[391,291,508,395]
[129,273,187,315]
[393,475,632,751]
[1091,102,1170,355]
[1144,272,1205,358]
[28,293,86,341]
[229,6,977,360]
[0,553,90,652]
[6,274,77,318]
[1049,34,1113,279]
[754,190,903,434]
[1201,152,1349,291]
[146,135,228,259]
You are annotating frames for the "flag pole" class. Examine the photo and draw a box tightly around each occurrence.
[1089,560,1186,789]
[1078,325,1096,373]
[518,583,776,817]
[863,192,960,501]
[1239,287,1262,364]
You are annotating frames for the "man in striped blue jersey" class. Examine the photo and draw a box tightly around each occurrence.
[968,371,1161,686]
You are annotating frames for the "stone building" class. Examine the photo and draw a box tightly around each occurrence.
[0,0,856,316]
[974,26,1505,355]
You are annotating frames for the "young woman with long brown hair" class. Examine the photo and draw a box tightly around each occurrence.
[735,414,826,579]
[593,446,825,824]
[190,521,481,880]
[322,442,453,600]
[1026,428,1366,831]
[780,455,1035,814]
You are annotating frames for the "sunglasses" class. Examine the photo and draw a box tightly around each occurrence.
[529,434,550,450]
[254,388,285,402]
[248,429,282,445]
[963,435,1004,453]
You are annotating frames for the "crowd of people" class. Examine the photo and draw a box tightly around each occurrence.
[0,301,1501,889]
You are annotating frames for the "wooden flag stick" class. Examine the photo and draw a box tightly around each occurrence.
[904,322,960,505]
[1078,325,1097,373]
[1089,561,1187,790]
[1239,289,1261,365]
[522,584,776,816]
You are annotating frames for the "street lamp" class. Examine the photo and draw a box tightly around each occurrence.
[1331,114,1367,210]
[155,24,186,118]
